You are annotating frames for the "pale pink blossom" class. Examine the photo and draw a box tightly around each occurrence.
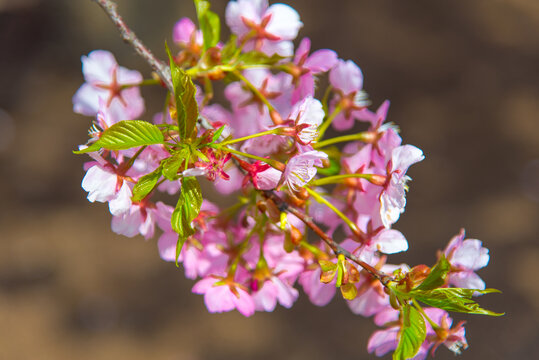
[287,96,324,145]
[192,276,256,317]
[380,145,424,228]
[225,0,302,56]
[252,275,299,311]
[329,59,370,131]
[280,150,328,192]
[173,17,203,48]
[444,229,489,290]
[255,166,282,190]
[367,307,400,357]
[81,164,132,216]
[73,50,144,122]
[290,38,338,103]
[422,308,468,356]
[111,200,171,240]
[299,266,336,306]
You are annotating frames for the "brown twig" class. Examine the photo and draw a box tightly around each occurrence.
[262,191,393,286]
[92,0,173,92]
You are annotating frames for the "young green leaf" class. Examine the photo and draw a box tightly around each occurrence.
[166,43,199,142]
[414,255,451,291]
[393,305,426,360]
[131,165,162,202]
[411,288,504,316]
[211,125,226,143]
[74,120,164,154]
[162,149,189,181]
[193,0,220,50]
[176,234,188,267]
[171,176,203,264]
[181,176,203,221]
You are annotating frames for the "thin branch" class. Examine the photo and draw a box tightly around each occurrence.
[92,0,173,92]
[262,191,393,286]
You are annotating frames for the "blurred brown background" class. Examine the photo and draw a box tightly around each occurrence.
[0,0,538,359]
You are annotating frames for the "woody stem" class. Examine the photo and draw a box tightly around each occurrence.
[92,0,174,92]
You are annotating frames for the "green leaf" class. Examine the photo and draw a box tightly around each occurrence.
[176,234,188,267]
[193,0,220,50]
[181,176,203,221]
[74,120,164,154]
[414,255,451,291]
[211,125,226,143]
[166,43,199,141]
[131,166,162,202]
[411,288,504,316]
[171,177,203,263]
[238,51,286,66]
[162,149,189,181]
[393,305,426,360]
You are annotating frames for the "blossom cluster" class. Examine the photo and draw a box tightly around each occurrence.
[74,1,500,359]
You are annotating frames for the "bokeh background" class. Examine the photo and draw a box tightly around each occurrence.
[1,0,538,359]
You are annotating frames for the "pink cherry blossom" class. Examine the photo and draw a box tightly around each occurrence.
[444,229,489,290]
[422,308,468,356]
[367,307,400,357]
[173,17,203,48]
[252,275,299,312]
[192,276,256,317]
[81,163,132,216]
[299,266,336,306]
[255,166,282,190]
[286,96,325,145]
[329,59,370,131]
[380,145,424,228]
[280,150,328,192]
[111,200,172,240]
[73,50,144,122]
[290,37,338,103]
[225,0,302,56]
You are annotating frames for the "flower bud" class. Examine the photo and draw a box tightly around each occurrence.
[270,109,283,125]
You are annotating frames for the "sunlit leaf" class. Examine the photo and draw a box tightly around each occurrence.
[162,149,189,180]
[75,120,164,153]
[171,177,203,265]
[393,305,426,360]
[414,255,450,291]
[166,43,199,141]
[411,288,504,316]
[194,0,221,50]
[132,165,162,202]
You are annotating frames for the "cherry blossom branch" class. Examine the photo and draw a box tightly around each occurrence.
[91,0,393,289]
[92,0,174,92]
[261,190,393,286]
